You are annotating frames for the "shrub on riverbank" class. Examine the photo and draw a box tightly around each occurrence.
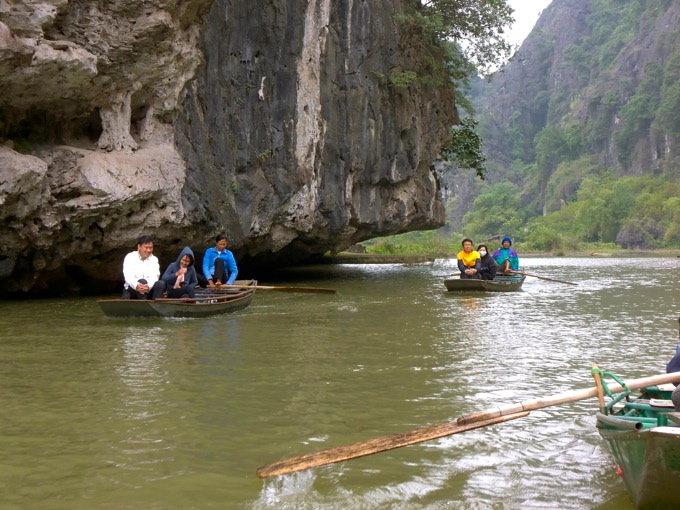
[355,231,678,258]
[362,231,451,256]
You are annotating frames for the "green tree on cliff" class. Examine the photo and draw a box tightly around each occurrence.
[395,1,514,177]
[397,0,514,77]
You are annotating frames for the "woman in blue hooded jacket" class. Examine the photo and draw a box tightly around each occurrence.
[162,246,198,298]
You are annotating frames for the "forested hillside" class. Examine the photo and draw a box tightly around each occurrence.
[442,0,680,250]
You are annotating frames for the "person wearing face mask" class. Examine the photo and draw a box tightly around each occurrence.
[476,244,498,281]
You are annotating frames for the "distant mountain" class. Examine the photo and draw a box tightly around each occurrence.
[467,0,680,218]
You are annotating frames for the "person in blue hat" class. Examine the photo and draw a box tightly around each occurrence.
[492,237,520,273]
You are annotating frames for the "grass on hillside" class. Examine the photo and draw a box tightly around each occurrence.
[338,232,679,258]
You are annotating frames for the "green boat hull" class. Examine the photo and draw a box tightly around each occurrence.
[596,386,680,509]
[444,274,525,292]
[598,426,680,509]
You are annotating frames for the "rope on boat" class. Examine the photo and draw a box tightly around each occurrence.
[590,367,632,415]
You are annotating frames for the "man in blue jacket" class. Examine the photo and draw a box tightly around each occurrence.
[202,233,238,287]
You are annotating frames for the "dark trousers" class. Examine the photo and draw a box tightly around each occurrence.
[166,284,196,299]
[196,273,208,288]
[673,385,680,412]
[213,257,229,284]
[125,279,166,299]
[460,272,481,280]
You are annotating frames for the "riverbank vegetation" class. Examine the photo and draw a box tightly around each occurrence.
[359,229,679,258]
[395,1,513,177]
[441,173,680,253]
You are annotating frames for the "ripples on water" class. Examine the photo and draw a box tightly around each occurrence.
[1,257,679,509]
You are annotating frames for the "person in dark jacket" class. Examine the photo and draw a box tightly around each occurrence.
[477,244,498,281]
[667,348,680,411]
[162,246,198,298]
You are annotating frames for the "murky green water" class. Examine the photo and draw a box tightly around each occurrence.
[1,257,679,509]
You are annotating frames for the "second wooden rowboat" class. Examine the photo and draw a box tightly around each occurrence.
[443,274,525,292]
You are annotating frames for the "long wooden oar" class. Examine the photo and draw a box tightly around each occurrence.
[256,371,680,478]
[216,284,336,294]
[257,411,529,479]
[510,270,578,286]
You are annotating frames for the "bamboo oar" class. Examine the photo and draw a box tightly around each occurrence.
[256,411,529,479]
[510,271,578,286]
[256,371,680,478]
[214,284,336,294]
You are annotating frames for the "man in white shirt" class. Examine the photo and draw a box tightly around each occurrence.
[122,235,166,299]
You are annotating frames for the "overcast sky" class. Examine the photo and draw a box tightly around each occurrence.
[505,0,553,46]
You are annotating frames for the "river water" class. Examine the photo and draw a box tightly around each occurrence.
[1,257,679,510]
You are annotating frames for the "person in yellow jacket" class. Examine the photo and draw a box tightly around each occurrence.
[456,238,482,279]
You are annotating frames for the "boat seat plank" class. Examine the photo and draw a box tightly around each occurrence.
[649,399,675,408]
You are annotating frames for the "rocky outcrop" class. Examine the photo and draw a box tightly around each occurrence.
[0,0,456,296]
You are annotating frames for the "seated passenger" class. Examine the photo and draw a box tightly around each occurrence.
[476,244,498,281]
[457,238,481,280]
[667,350,680,411]
[122,235,167,300]
[162,246,198,299]
[202,233,238,288]
[493,237,520,273]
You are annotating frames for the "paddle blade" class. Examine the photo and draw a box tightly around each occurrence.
[218,284,336,294]
[256,410,529,478]
[259,285,337,294]
[514,271,577,285]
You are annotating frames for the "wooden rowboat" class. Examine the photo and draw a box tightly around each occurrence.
[443,274,525,292]
[98,281,256,318]
[595,372,680,509]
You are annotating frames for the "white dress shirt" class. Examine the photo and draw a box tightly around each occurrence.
[123,250,161,290]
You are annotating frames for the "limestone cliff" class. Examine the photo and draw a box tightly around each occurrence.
[0,0,456,296]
